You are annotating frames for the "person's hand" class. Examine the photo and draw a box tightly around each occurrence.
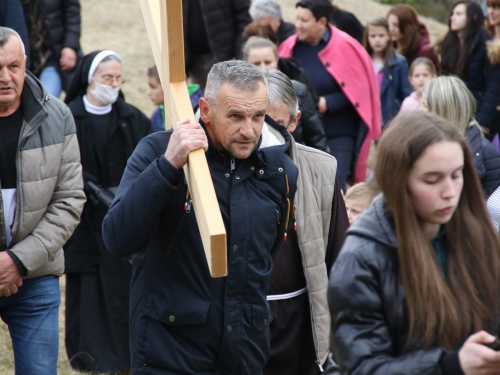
[60,47,77,71]
[318,96,328,114]
[459,331,500,375]
[480,126,490,136]
[0,252,22,297]
[164,119,208,169]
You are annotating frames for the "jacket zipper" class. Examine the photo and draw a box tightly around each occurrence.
[230,158,235,174]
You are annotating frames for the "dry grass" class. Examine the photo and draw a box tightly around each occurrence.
[0,0,447,373]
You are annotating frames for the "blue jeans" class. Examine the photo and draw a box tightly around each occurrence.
[0,276,60,375]
[39,66,63,98]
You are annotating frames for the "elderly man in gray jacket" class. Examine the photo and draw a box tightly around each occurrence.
[263,70,347,375]
[0,27,85,374]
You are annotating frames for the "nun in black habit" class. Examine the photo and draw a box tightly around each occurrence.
[63,50,152,374]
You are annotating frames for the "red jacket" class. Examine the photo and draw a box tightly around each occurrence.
[278,25,381,183]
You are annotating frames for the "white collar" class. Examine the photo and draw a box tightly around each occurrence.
[83,95,112,115]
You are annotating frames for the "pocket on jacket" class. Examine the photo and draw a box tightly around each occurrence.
[145,292,210,326]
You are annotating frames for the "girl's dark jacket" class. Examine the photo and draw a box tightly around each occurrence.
[459,29,500,133]
[328,195,467,375]
[64,96,152,272]
[380,52,413,126]
[465,125,500,198]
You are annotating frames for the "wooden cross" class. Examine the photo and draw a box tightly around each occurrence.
[139,0,227,277]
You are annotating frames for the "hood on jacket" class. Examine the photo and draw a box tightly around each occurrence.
[347,194,397,250]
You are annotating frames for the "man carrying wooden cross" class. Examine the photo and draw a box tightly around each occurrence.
[102,60,298,374]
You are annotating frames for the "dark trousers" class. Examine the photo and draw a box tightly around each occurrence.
[327,136,356,193]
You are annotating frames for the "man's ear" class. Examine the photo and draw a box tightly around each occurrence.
[288,111,301,133]
[319,16,328,27]
[199,97,211,123]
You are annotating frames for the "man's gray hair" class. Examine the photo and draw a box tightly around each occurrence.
[267,70,299,121]
[0,27,25,55]
[205,60,267,106]
[249,0,282,21]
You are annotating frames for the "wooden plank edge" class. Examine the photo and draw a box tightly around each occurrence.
[170,82,228,277]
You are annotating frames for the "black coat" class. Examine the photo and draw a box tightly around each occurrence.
[328,196,466,375]
[277,20,296,44]
[461,29,500,132]
[182,0,251,71]
[279,57,319,106]
[23,0,81,90]
[330,7,364,44]
[102,121,298,374]
[64,96,152,272]
[465,125,500,197]
[291,80,327,151]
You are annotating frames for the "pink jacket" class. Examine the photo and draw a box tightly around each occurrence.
[278,25,382,183]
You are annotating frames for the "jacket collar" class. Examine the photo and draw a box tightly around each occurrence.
[21,71,47,124]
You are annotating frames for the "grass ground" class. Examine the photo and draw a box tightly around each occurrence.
[0,1,447,373]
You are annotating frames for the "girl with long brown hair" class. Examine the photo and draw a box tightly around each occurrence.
[387,4,441,71]
[328,111,500,374]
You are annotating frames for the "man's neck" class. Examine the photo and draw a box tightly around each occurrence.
[0,101,21,117]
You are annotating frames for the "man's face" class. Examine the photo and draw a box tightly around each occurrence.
[201,82,267,159]
[0,36,26,115]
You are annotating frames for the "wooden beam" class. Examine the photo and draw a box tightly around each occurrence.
[139,0,227,277]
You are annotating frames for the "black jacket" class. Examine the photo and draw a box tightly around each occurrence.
[328,196,464,375]
[330,7,364,44]
[278,57,319,107]
[291,80,327,151]
[465,125,500,197]
[461,29,500,132]
[102,121,298,374]
[183,0,251,71]
[277,20,296,44]
[64,96,152,272]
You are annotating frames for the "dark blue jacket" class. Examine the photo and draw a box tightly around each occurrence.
[463,29,500,132]
[381,52,413,126]
[465,125,500,197]
[102,120,298,374]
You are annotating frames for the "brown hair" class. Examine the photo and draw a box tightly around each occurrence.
[242,20,279,45]
[147,65,160,81]
[375,111,500,350]
[486,0,500,36]
[363,17,394,65]
[409,57,437,76]
[387,5,422,59]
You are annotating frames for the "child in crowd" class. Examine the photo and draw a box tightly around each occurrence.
[146,65,204,132]
[364,17,412,126]
[147,65,165,132]
[400,57,437,112]
[344,180,380,226]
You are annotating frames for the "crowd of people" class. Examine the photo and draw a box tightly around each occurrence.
[2,0,500,374]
